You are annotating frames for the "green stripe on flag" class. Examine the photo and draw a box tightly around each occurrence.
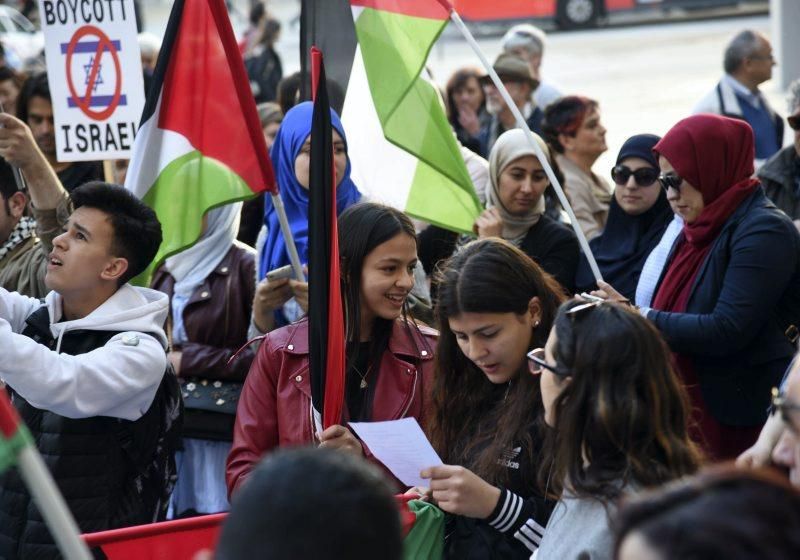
[406,160,479,234]
[135,151,254,284]
[0,426,33,474]
[355,7,482,233]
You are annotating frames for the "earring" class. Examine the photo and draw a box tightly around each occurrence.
[534,320,540,328]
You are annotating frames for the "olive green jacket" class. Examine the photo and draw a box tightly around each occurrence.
[0,194,70,299]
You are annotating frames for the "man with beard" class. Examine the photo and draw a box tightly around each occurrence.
[0,113,69,298]
[477,53,542,157]
[16,72,104,192]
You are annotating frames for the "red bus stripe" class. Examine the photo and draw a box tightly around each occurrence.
[351,0,450,20]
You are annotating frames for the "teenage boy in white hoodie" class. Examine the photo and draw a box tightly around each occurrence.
[0,182,177,559]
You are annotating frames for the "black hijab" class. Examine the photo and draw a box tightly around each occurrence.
[575,134,673,300]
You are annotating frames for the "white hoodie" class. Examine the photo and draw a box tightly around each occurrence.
[0,285,169,421]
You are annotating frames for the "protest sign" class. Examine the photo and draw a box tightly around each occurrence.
[38,0,145,161]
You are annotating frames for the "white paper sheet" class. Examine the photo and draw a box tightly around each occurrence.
[349,417,443,488]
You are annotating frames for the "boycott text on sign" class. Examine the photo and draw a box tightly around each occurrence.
[42,0,129,25]
[38,0,144,162]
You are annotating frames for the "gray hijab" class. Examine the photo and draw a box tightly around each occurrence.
[487,128,550,245]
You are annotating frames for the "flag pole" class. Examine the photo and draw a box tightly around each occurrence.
[270,193,307,282]
[441,4,603,283]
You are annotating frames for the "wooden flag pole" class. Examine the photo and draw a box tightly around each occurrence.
[443,5,604,283]
[102,160,115,184]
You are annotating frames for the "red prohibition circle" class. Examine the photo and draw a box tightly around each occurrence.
[65,25,122,121]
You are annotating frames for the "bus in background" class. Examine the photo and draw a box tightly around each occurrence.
[453,0,768,31]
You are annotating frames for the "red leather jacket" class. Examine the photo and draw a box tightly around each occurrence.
[226,318,438,496]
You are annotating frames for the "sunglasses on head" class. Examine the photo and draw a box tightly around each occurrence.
[788,114,800,131]
[611,165,659,187]
[658,173,683,192]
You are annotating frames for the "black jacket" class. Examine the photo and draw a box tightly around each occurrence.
[648,188,800,426]
[419,215,579,297]
[0,308,178,560]
[444,421,554,559]
[519,214,580,294]
[478,107,544,158]
[758,145,800,221]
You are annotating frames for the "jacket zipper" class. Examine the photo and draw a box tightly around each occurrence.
[398,367,418,419]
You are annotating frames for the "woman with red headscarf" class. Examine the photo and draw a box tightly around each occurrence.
[594,114,800,461]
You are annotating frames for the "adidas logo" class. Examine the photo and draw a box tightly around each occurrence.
[497,446,522,469]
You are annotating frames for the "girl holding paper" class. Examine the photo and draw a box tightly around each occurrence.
[226,203,437,496]
[421,238,566,559]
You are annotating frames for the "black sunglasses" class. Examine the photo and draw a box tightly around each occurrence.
[658,173,683,192]
[611,165,659,187]
[788,114,800,131]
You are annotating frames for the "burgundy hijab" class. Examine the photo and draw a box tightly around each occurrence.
[651,114,759,313]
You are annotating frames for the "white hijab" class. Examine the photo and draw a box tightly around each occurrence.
[487,129,550,245]
[165,202,242,297]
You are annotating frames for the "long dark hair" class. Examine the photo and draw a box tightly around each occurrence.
[337,203,422,411]
[613,465,800,559]
[541,300,701,502]
[428,239,566,484]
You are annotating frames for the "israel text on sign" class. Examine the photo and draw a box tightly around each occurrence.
[38,0,145,161]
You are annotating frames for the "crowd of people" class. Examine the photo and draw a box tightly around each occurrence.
[1,4,800,559]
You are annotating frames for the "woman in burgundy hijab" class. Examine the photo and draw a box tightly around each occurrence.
[594,114,800,461]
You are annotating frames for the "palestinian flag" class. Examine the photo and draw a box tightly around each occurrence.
[125,0,275,283]
[302,0,482,235]
[308,48,346,431]
[0,388,32,475]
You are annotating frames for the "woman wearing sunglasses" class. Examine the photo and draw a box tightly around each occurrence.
[420,238,566,559]
[594,114,800,461]
[574,134,673,301]
[528,300,700,559]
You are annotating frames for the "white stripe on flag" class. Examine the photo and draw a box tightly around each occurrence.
[124,93,195,198]
[341,45,417,210]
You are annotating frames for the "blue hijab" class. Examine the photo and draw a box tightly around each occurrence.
[259,102,362,279]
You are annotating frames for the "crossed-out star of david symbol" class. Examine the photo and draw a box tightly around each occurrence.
[83,57,103,91]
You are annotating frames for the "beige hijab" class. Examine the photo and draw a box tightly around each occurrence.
[487,128,550,245]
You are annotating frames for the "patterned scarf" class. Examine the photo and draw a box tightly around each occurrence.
[0,216,36,261]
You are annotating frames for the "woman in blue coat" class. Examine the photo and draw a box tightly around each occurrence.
[596,114,800,461]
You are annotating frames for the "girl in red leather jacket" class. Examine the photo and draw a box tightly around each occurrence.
[226,203,437,496]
